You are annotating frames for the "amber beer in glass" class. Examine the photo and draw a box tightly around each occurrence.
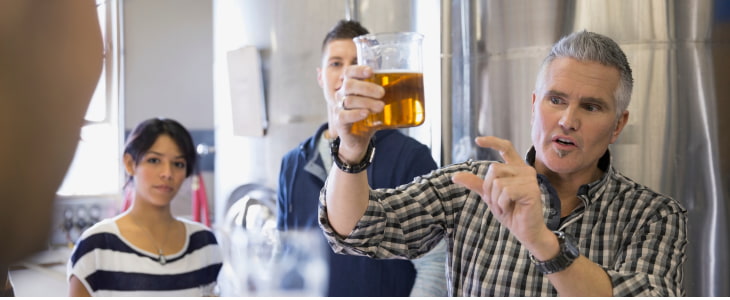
[352,32,424,134]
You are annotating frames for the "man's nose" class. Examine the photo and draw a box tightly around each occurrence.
[559,106,580,131]
[338,70,345,81]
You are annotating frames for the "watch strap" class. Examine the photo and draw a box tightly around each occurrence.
[529,231,580,275]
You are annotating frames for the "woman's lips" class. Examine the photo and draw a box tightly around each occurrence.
[154,185,174,193]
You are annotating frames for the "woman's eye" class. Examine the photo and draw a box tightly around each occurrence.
[174,162,186,169]
[329,61,342,68]
[147,158,160,164]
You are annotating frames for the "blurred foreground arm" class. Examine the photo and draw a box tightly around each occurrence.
[0,0,103,265]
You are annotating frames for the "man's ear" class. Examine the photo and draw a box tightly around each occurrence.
[123,153,135,176]
[610,110,630,144]
[531,93,537,124]
[316,67,324,88]
[532,92,537,107]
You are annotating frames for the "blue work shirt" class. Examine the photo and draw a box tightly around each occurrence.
[277,123,438,296]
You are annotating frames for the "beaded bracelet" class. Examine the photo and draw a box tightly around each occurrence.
[330,137,375,174]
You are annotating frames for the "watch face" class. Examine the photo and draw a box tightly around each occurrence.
[530,231,581,275]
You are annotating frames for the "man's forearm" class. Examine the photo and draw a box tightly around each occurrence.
[525,230,613,296]
[325,166,371,236]
[548,257,613,296]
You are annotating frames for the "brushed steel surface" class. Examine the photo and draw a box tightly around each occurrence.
[446,0,729,296]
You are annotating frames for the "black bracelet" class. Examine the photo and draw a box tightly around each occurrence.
[330,137,375,174]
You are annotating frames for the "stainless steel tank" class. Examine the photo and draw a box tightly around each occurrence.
[447,0,730,296]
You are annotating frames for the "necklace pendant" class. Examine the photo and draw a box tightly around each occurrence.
[158,250,167,265]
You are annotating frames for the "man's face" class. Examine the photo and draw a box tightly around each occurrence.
[317,39,358,105]
[531,57,628,178]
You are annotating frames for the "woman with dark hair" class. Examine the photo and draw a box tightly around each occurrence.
[67,118,222,296]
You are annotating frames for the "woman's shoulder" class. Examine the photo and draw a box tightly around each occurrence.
[78,217,120,240]
[176,217,212,231]
[175,218,220,257]
[70,218,125,265]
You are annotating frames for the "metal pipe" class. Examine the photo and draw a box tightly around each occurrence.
[440,0,452,165]
[345,0,359,21]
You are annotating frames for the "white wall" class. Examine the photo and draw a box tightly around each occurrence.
[123,0,213,130]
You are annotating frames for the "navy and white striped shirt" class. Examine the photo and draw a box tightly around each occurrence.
[67,217,223,296]
[318,149,687,296]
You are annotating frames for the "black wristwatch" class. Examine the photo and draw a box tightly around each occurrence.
[529,231,580,274]
[330,137,376,174]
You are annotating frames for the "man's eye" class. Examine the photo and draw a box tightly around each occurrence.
[549,96,562,104]
[584,104,601,112]
[330,61,342,68]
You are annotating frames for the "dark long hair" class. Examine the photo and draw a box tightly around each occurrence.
[123,118,197,185]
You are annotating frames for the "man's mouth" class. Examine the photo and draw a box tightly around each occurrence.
[555,138,575,146]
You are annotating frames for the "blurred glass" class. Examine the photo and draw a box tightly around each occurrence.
[217,189,328,296]
[219,228,328,296]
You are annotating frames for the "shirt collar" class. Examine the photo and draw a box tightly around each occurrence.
[526,146,615,208]
[302,124,400,181]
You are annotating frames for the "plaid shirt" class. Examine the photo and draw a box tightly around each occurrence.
[318,149,687,296]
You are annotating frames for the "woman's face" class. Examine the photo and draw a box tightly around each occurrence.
[124,134,188,208]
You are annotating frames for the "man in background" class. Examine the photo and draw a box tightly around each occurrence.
[277,20,447,296]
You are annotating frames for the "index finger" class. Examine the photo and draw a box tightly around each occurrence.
[341,66,384,100]
[474,136,525,165]
[344,65,374,80]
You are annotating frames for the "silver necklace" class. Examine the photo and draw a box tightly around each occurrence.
[132,217,174,265]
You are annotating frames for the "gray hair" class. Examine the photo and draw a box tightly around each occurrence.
[534,30,633,119]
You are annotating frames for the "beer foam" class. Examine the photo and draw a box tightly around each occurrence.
[374,69,422,74]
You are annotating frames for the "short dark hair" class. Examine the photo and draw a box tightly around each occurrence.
[124,118,197,179]
[321,19,369,51]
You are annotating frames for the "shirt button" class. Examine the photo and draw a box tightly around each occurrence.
[549,208,557,216]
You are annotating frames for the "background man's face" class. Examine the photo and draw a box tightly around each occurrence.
[531,57,628,178]
[317,39,358,105]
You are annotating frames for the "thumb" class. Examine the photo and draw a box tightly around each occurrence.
[452,172,484,194]
[474,136,525,166]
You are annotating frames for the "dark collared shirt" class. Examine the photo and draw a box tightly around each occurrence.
[318,149,687,296]
[279,124,440,296]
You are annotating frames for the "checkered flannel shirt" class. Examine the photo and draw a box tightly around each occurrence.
[318,149,687,296]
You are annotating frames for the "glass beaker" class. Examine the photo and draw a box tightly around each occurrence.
[352,32,425,134]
